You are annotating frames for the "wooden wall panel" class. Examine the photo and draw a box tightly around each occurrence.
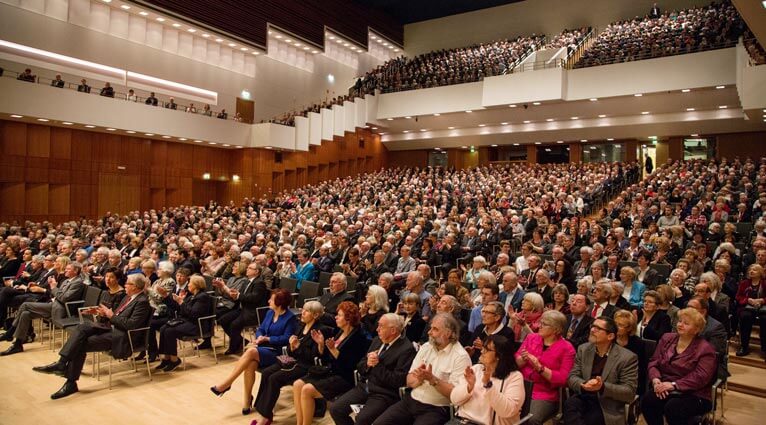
[0,120,388,222]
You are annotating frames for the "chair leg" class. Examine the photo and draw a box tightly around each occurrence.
[211,337,218,364]
[145,355,152,381]
[108,356,112,390]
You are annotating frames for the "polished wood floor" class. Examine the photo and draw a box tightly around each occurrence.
[0,331,763,425]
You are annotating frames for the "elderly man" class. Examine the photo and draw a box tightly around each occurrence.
[1,262,86,355]
[373,313,471,425]
[588,282,616,319]
[319,272,354,319]
[330,313,417,425]
[566,294,595,348]
[417,264,437,295]
[500,269,525,312]
[466,301,514,362]
[564,316,638,425]
[400,272,432,319]
[573,247,594,280]
[467,281,500,333]
[394,245,417,280]
[32,273,152,399]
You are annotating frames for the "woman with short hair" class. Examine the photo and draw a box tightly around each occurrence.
[509,292,544,342]
[360,285,389,338]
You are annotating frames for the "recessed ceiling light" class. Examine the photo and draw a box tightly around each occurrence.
[590,146,597,150]
[215,38,223,43]
[534,142,541,145]
[523,120,531,124]
[681,89,691,93]
[202,33,210,38]
[690,134,699,137]
[715,85,725,89]
[187,29,196,33]
[532,102,541,106]
[228,43,236,47]
[478,124,486,127]
[491,144,498,147]
[546,118,554,122]
[336,39,343,43]
[641,111,650,115]
[607,138,614,141]
[329,35,335,40]
[420,129,427,132]
[156,17,165,22]
[718,105,727,109]
[501,122,509,125]
[386,118,393,121]
[394,48,400,52]
[570,117,578,120]
[598,114,607,118]
[241,47,248,51]
[634,93,643,97]
[513,143,520,146]
[509,104,517,108]
[371,127,378,130]
[85,125,96,128]
[162,135,171,138]
[545,148,552,152]
[194,140,203,143]
[312,50,318,54]
[285,39,292,43]
[172,23,181,28]
[10,114,23,118]
[580,139,588,142]
[102,0,111,3]
[402,130,409,133]
[126,130,136,133]
[253,51,260,55]
[223,144,231,147]
[434,147,441,151]
[590,98,598,102]
[36,118,49,122]
[178,138,187,141]
[275,35,283,39]
[120,5,130,10]
[405,116,412,119]
[465,110,472,113]
[62,122,73,125]
[265,146,272,150]
[208,142,216,145]
[106,128,116,131]
[139,11,148,16]
[556,140,564,144]
[448,126,455,129]
[686,108,695,111]
[433,113,440,116]
[144,133,155,136]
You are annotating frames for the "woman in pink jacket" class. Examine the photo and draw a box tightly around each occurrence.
[515,310,576,425]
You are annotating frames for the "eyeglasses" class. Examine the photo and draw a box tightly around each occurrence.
[480,310,498,315]
[591,324,609,333]
[481,347,495,353]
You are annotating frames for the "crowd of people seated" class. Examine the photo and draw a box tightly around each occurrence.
[0,156,765,424]
[575,0,747,68]
[4,64,235,121]
[267,94,353,127]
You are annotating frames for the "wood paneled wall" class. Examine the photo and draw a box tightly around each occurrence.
[0,120,386,223]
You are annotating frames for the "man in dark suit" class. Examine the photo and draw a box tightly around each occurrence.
[1,262,85,355]
[329,313,416,425]
[565,317,638,425]
[587,282,616,319]
[76,78,91,93]
[32,273,152,399]
[319,273,354,326]
[0,254,49,327]
[499,270,525,312]
[519,255,542,290]
[365,250,391,286]
[50,74,65,88]
[221,261,269,354]
[565,294,595,349]
[145,92,159,106]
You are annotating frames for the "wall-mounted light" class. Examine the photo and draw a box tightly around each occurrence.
[202,173,211,180]
[232,175,240,182]
[241,89,251,100]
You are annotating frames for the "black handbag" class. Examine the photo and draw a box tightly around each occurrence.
[307,364,331,379]
[165,318,185,327]
[276,354,298,371]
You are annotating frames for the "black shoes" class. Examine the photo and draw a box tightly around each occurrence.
[25,333,35,343]
[736,347,751,357]
[197,339,213,350]
[0,330,14,342]
[33,361,67,376]
[51,381,78,400]
[210,385,231,397]
[162,359,182,372]
[155,359,170,370]
[0,342,23,356]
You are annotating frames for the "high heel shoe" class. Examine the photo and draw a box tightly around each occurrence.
[242,395,254,415]
[210,385,231,397]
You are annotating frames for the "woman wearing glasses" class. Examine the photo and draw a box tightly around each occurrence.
[515,310,575,425]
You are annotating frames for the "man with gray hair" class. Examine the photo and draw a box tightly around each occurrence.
[32,273,152,399]
[374,313,471,425]
[2,262,86,355]
[330,313,417,425]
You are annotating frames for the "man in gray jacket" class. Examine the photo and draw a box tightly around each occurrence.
[1,262,85,355]
[564,316,638,425]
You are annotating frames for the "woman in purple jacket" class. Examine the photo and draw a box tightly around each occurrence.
[641,307,717,425]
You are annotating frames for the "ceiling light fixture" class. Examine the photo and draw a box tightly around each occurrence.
[405,116,412,119]
[126,130,136,133]
[523,120,531,124]
[144,133,154,136]
[139,11,148,16]
[62,122,73,125]
[465,110,472,113]
[420,129,427,132]
[106,128,116,131]
[546,118,554,122]
[162,135,171,138]
[10,114,23,118]
[491,144,498,147]
[534,142,541,145]
[208,142,216,145]
[691,134,699,137]
[641,111,650,115]
[532,102,541,106]
[85,125,96,128]
[715,85,725,89]
[580,139,588,142]
[223,144,231,147]
[178,138,187,141]
[590,98,598,102]
[120,5,130,10]
[36,118,49,122]
[194,140,203,143]
[681,89,691,93]
[403,130,409,133]
[478,124,486,127]
[172,23,181,28]
[607,138,614,141]
[718,105,727,109]
[598,114,607,118]
[571,117,579,120]
[433,113,440,116]
[556,140,564,144]
[187,29,196,33]
[501,122,509,125]
[448,126,455,129]
[686,108,695,111]
[634,93,643,97]
[202,33,210,38]
[509,104,517,108]
[228,43,236,47]
[386,118,393,121]
[215,38,223,43]
[156,17,165,22]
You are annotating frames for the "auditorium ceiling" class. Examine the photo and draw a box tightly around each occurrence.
[355,0,524,24]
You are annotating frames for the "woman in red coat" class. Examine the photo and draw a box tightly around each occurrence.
[735,264,766,356]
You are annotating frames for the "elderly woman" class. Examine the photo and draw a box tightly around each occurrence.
[211,289,296,413]
[668,268,692,308]
[655,284,680,329]
[735,264,766,357]
[636,290,672,341]
[613,310,651,397]
[156,274,213,372]
[293,301,369,425]
[548,284,571,315]
[360,285,389,338]
[515,310,575,425]
[463,255,488,290]
[246,301,330,423]
[619,266,646,309]
[576,277,593,302]
[699,271,731,334]
[642,308,717,425]
[508,292,545,343]
[400,292,427,343]
[451,334,526,425]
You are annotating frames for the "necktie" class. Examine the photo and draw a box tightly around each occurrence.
[567,318,579,339]
[115,297,132,315]
[379,343,389,356]
[592,305,599,318]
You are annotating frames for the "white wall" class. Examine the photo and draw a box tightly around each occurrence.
[0,3,360,121]
[404,0,710,56]
[377,82,484,118]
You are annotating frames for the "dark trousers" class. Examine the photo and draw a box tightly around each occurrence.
[0,289,38,327]
[158,321,198,356]
[372,393,449,425]
[253,363,309,419]
[223,311,256,353]
[641,391,712,425]
[148,316,170,356]
[59,322,112,381]
[563,393,606,425]
[738,307,766,351]
[330,384,397,425]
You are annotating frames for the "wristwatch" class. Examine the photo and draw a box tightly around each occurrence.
[483,381,493,389]
[671,382,678,390]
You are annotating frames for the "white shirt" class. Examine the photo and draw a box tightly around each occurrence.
[409,341,472,406]
[451,368,524,425]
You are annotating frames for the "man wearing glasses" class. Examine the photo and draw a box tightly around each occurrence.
[564,316,638,425]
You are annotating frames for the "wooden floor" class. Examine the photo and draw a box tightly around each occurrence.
[0,333,763,425]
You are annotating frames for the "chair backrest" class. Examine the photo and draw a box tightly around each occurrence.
[204,275,214,292]
[649,263,671,281]
[736,222,753,236]
[346,275,358,287]
[318,272,332,290]
[521,380,534,419]
[256,306,270,326]
[619,261,638,270]
[280,277,298,293]
[298,280,320,307]
[84,286,102,306]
